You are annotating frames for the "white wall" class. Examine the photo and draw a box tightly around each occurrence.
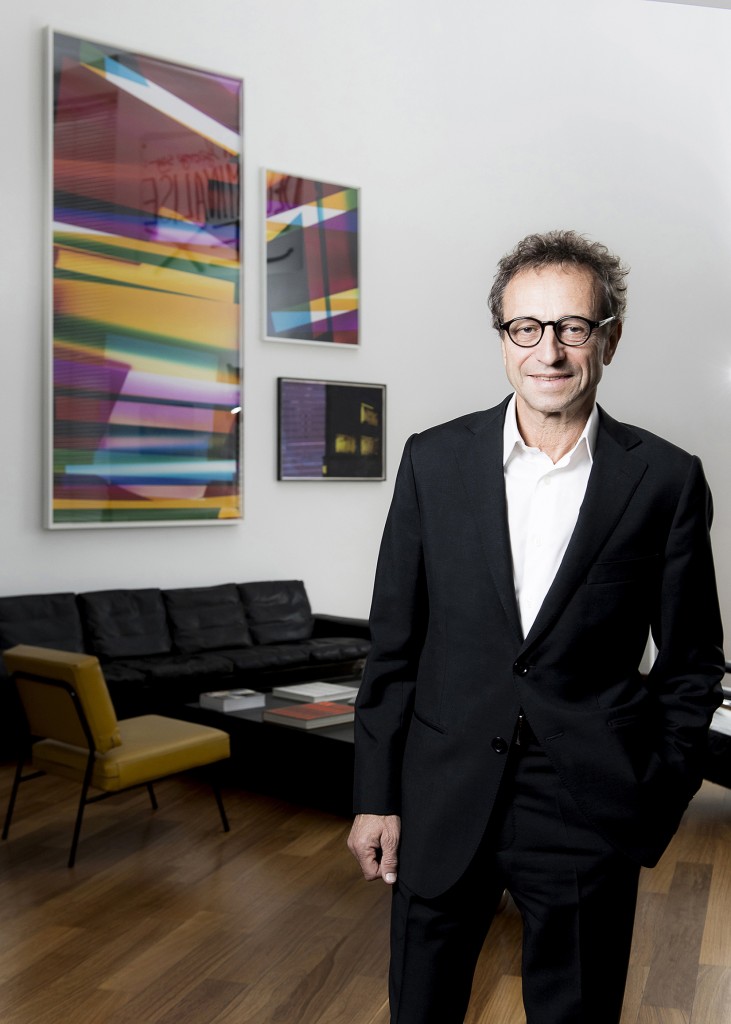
[1,0,729,644]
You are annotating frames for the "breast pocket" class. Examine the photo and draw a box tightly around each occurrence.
[586,554,659,586]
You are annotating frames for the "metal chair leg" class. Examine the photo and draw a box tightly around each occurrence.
[2,753,44,842]
[147,783,158,811]
[212,782,230,832]
[2,759,25,840]
[68,753,96,868]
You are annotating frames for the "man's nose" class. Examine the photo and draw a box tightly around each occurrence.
[535,325,564,363]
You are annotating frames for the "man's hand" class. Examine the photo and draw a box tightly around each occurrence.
[347,813,401,885]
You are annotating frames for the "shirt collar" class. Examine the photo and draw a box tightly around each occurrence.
[502,394,599,467]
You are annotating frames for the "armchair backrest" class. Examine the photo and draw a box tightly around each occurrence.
[3,644,122,753]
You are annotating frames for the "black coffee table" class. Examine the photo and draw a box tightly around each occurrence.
[183,690,356,816]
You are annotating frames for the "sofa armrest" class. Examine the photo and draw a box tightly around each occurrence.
[311,613,370,640]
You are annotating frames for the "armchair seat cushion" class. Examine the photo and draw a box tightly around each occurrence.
[32,714,230,792]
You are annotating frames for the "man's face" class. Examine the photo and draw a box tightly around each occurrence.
[500,265,621,426]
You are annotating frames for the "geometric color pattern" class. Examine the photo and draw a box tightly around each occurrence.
[50,32,243,526]
[265,171,359,346]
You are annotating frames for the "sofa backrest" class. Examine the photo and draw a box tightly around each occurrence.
[0,582,318,666]
[163,583,253,654]
[238,580,314,644]
[78,589,173,660]
[0,593,85,665]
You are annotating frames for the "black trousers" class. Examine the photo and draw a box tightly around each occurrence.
[388,728,641,1024]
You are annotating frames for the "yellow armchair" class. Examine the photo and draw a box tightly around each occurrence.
[2,644,231,867]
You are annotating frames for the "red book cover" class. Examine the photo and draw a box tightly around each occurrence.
[262,700,355,729]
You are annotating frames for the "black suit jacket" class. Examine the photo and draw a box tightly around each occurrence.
[353,397,725,898]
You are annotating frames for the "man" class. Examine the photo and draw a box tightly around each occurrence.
[347,230,725,1024]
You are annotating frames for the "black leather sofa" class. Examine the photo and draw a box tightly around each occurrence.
[0,581,370,746]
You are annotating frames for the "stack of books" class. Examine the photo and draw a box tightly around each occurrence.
[270,680,360,703]
[199,688,266,712]
[262,700,355,730]
[712,686,731,737]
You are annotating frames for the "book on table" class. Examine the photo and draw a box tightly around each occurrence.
[270,680,360,703]
[262,701,355,730]
[199,688,266,712]
[711,705,731,738]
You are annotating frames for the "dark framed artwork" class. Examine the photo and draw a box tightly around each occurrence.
[264,170,360,347]
[48,30,243,527]
[277,378,385,480]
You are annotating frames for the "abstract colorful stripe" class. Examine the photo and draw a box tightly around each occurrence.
[51,33,243,524]
[265,171,359,346]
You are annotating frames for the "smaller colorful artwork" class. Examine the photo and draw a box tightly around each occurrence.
[264,171,359,346]
[278,378,385,480]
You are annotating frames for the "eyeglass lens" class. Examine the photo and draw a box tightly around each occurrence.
[508,317,593,346]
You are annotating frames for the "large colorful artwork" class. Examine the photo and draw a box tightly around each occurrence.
[264,171,360,346]
[49,31,243,527]
[277,378,385,480]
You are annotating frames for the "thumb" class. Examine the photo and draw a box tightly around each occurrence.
[379,838,399,885]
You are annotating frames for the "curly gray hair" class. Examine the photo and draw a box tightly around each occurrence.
[487,230,629,330]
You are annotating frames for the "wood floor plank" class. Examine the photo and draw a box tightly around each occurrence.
[690,965,731,1024]
[636,1008,689,1024]
[642,862,712,1015]
[628,892,667,968]
[469,975,525,1023]
[699,835,731,966]
[312,975,389,1024]
[99,911,227,994]
[154,979,250,1024]
[1,766,729,1024]
[620,964,650,1024]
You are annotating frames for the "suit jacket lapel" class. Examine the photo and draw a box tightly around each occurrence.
[521,407,648,650]
[453,399,523,641]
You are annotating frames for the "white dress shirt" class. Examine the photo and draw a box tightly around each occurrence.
[503,395,598,636]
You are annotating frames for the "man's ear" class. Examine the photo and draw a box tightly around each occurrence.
[603,321,622,366]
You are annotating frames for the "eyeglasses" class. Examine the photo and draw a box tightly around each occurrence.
[499,315,616,347]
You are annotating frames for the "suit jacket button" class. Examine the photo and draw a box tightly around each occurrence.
[514,661,529,676]
[491,736,508,754]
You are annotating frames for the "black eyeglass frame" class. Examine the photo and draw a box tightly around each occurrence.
[499,315,617,347]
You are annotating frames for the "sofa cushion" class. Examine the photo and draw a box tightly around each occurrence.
[303,637,371,663]
[78,589,172,660]
[0,593,85,654]
[237,581,314,644]
[103,653,235,718]
[163,584,252,654]
[215,643,314,672]
[110,651,234,680]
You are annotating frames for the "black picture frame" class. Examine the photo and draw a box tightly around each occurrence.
[277,378,385,481]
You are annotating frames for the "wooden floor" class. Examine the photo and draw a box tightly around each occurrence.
[0,765,729,1024]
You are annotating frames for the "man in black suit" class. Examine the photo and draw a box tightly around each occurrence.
[347,230,725,1024]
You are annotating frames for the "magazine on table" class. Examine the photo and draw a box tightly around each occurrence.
[270,680,360,703]
[199,688,266,712]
